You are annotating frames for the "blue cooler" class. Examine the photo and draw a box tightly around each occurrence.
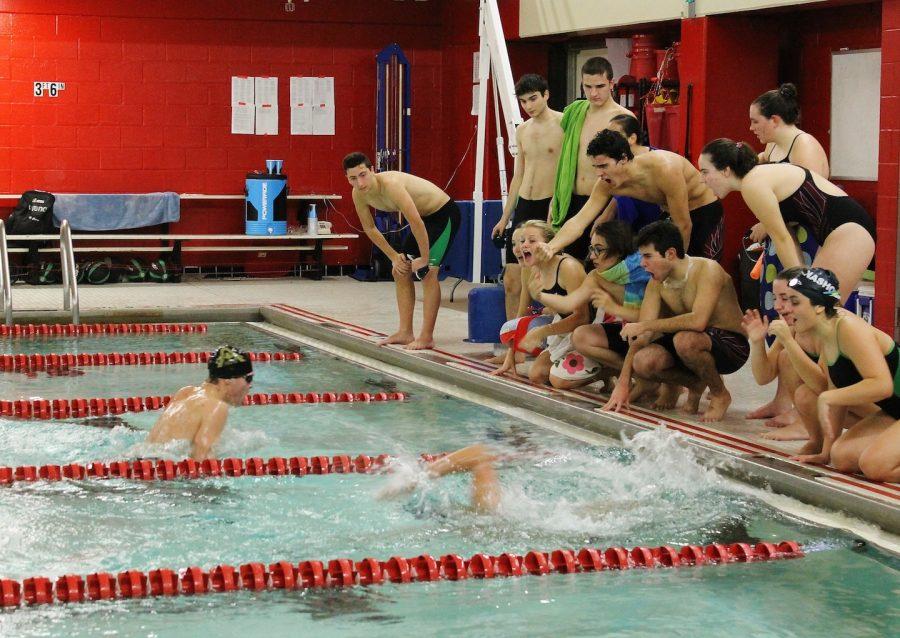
[467,285,507,343]
[245,174,287,235]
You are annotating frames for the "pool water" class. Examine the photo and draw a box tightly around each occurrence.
[0,324,897,637]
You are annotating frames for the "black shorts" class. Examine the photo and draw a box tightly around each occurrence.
[402,199,461,266]
[654,327,749,375]
[686,200,725,262]
[562,193,592,262]
[601,322,629,358]
[505,197,551,264]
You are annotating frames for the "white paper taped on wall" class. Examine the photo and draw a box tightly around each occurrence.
[290,76,334,135]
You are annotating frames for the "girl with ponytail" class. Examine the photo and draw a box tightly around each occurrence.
[698,137,874,305]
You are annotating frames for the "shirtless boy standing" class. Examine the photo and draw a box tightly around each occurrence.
[549,57,632,260]
[146,345,253,460]
[604,221,748,421]
[544,130,723,262]
[490,74,562,320]
[344,152,460,350]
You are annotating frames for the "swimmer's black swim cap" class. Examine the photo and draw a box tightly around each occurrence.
[786,267,841,308]
[208,345,253,379]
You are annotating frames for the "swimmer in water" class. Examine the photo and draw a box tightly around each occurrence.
[146,344,253,460]
[378,444,500,513]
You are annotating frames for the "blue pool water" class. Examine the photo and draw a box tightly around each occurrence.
[0,323,897,637]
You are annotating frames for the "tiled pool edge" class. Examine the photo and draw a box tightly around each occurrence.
[262,305,900,539]
[6,307,261,325]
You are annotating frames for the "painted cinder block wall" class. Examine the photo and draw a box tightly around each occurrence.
[0,0,544,270]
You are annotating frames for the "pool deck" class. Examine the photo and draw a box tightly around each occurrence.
[6,274,900,536]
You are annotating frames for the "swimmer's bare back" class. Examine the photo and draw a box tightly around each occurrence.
[146,384,228,460]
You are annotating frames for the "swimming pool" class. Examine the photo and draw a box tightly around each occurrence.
[0,322,897,637]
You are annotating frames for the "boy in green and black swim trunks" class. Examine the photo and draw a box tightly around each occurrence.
[344,152,460,350]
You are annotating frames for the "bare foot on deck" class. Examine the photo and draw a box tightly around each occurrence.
[789,439,826,463]
[485,351,524,365]
[654,383,682,410]
[745,399,791,420]
[378,332,415,347]
[681,384,705,415]
[699,389,731,422]
[790,451,829,465]
[761,421,808,441]
[404,337,435,351]
[630,379,659,404]
[764,409,797,428]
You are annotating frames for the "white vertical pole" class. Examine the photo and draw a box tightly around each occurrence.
[472,0,491,283]
[492,74,509,212]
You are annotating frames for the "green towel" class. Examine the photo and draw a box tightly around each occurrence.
[550,99,590,229]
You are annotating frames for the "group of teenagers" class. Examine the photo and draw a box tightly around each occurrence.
[339,56,898,486]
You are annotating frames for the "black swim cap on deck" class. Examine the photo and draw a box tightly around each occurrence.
[208,345,253,379]
[786,267,841,309]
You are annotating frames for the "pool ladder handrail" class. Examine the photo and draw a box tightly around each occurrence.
[0,220,12,326]
[59,220,80,325]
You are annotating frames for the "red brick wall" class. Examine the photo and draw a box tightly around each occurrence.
[0,0,546,270]
[679,15,779,276]
[877,0,900,332]
[0,0,447,267]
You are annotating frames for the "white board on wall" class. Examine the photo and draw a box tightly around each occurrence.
[830,49,881,181]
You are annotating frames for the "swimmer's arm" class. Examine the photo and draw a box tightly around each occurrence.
[749,337,782,385]
[604,332,651,411]
[656,161,692,253]
[604,198,620,222]
[546,179,611,254]
[532,304,587,340]
[383,178,430,263]
[640,265,719,333]
[634,278,662,325]
[353,190,400,261]
[499,126,526,227]
[740,176,800,269]
[781,335,827,392]
[514,267,535,317]
[191,403,228,461]
[535,268,597,315]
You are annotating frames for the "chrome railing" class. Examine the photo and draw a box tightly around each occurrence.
[0,221,12,326]
[59,220,80,325]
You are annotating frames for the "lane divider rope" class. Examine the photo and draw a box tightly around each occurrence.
[1,350,302,372]
[0,451,430,484]
[0,541,804,607]
[0,323,208,338]
[0,391,407,420]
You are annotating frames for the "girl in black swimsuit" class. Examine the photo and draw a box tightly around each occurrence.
[698,139,875,305]
[776,267,900,482]
[493,220,590,387]
[746,84,832,428]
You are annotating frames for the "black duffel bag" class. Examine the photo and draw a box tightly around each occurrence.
[6,190,56,283]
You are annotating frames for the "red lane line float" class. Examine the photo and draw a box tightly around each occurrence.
[1,351,302,373]
[5,390,407,421]
[0,541,804,608]
[0,323,209,338]
[0,451,427,484]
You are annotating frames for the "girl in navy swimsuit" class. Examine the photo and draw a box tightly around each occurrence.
[698,139,875,305]
[775,267,900,482]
